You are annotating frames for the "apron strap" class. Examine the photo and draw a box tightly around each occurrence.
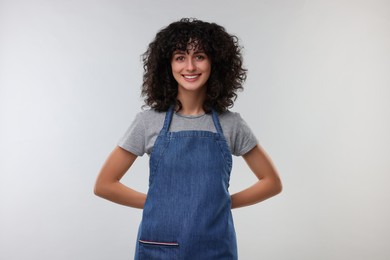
[161,104,175,132]
[211,109,224,135]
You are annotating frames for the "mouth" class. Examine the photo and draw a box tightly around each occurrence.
[182,74,201,81]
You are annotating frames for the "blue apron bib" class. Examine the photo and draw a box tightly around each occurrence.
[135,105,237,259]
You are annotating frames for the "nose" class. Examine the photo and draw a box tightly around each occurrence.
[185,58,196,71]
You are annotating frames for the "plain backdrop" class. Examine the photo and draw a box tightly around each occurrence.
[1,0,389,259]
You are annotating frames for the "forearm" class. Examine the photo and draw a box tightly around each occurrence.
[230,178,282,209]
[232,144,282,209]
[94,147,145,208]
[94,181,146,209]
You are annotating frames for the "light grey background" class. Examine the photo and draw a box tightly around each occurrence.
[1,0,389,259]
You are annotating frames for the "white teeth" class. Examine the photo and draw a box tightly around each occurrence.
[183,75,199,79]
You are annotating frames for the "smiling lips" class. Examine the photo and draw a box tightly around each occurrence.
[183,74,201,81]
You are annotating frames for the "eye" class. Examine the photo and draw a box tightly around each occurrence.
[195,55,206,61]
[175,55,185,61]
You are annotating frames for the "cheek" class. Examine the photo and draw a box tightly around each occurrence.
[204,64,211,77]
[170,62,176,73]
[172,67,180,75]
[170,65,181,81]
[171,62,182,75]
[204,61,211,73]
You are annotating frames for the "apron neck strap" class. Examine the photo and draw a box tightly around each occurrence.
[161,104,175,132]
[211,109,224,135]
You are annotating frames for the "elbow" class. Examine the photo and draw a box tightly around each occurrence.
[275,180,283,195]
[94,179,116,199]
[93,185,100,197]
[93,181,105,198]
[274,177,283,195]
[270,176,283,196]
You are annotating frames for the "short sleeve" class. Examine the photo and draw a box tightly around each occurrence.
[231,113,258,156]
[117,112,146,156]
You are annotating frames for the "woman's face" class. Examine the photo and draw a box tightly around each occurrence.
[171,47,211,94]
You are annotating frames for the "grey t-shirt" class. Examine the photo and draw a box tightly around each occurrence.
[118,109,258,157]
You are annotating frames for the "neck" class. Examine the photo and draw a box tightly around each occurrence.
[176,89,206,115]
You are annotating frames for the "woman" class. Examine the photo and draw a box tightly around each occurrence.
[94,18,282,259]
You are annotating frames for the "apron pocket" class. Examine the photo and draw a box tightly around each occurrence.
[138,239,179,260]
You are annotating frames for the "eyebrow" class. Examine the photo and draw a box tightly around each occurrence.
[172,50,206,55]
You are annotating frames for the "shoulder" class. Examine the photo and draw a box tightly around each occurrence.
[118,108,166,156]
[122,108,166,136]
[218,110,249,138]
[219,110,242,119]
[219,110,245,128]
[136,108,165,119]
[218,110,258,156]
[134,108,165,125]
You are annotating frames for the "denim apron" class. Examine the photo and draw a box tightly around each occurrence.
[135,105,237,259]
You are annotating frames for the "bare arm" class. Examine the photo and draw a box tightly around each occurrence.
[230,144,282,209]
[94,146,146,209]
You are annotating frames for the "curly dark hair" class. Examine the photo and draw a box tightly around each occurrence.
[141,18,247,113]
